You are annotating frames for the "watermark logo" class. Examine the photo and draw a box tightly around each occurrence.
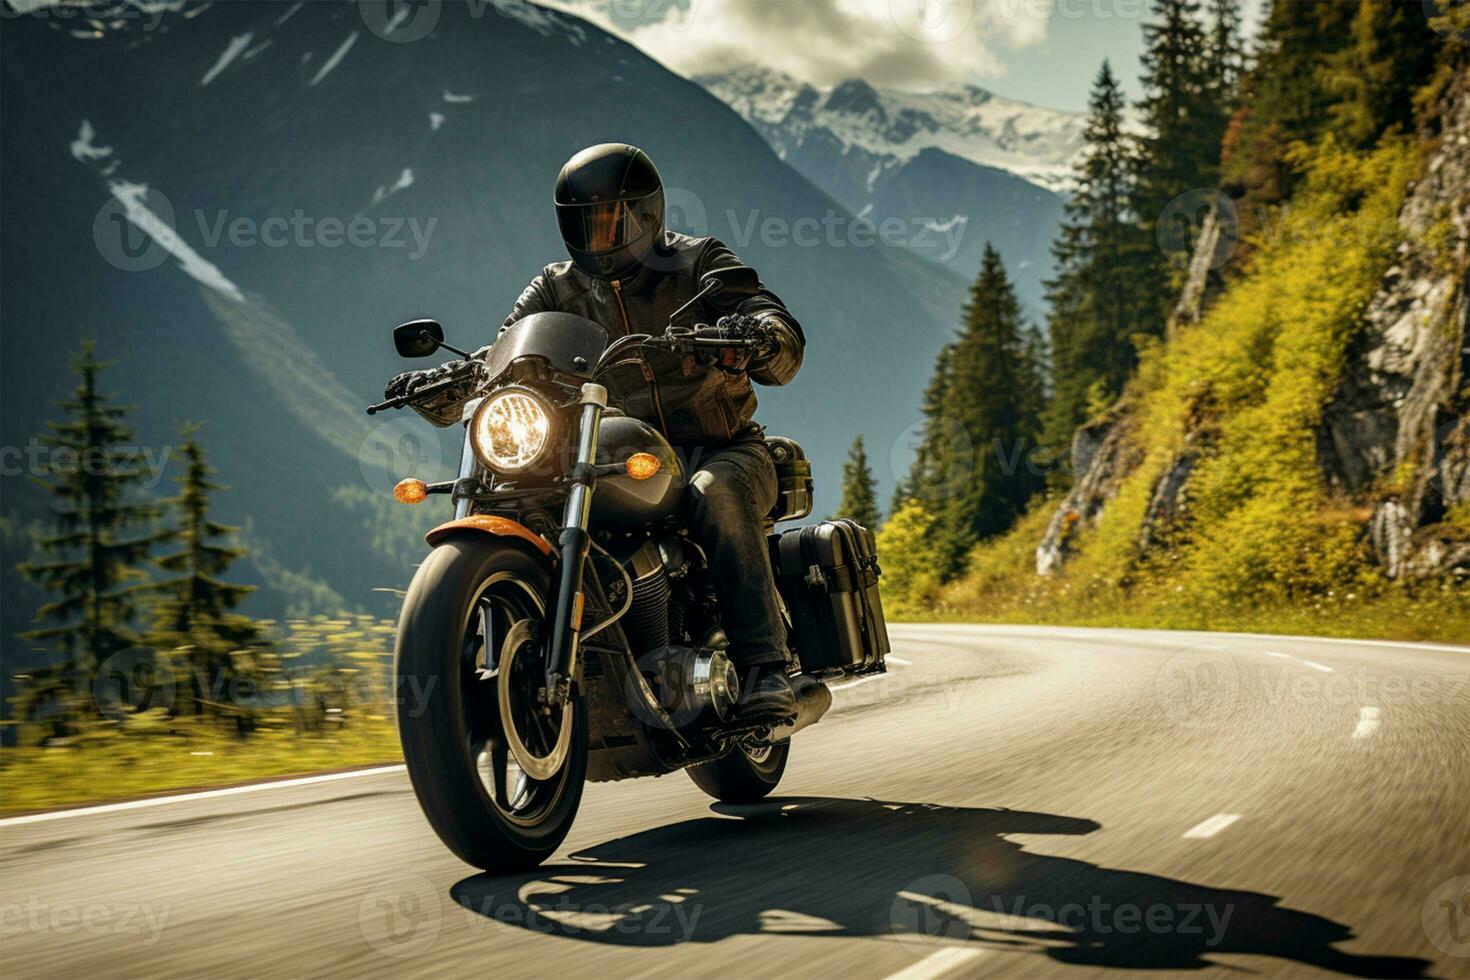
[611,0,700,30]
[193,210,437,260]
[0,898,170,947]
[1155,645,1242,730]
[93,647,176,718]
[890,874,974,951]
[93,188,174,273]
[357,416,446,496]
[889,417,975,504]
[1157,189,1238,270]
[360,0,443,42]
[664,186,709,239]
[358,875,442,957]
[93,189,437,273]
[0,439,172,488]
[889,0,975,43]
[1422,875,1470,958]
[0,1,169,31]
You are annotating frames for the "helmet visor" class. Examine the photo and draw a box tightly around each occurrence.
[557,195,656,255]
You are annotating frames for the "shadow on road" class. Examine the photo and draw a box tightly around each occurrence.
[452,797,1429,976]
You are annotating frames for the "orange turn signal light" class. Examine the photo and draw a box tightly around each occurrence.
[625,452,661,480]
[393,478,428,504]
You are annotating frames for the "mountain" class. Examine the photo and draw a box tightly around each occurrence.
[701,66,1087,191]
[698,66,1080,310]
[0,0,967,663]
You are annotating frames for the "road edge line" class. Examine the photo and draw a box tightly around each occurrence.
[0,764,406,827]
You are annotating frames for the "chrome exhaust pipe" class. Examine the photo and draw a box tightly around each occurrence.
[771,674,832,742]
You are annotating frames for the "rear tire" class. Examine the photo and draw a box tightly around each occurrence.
[686,740,789,803]
[395,537,586,873]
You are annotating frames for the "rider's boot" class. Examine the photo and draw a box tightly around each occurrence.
[736,663,797,722]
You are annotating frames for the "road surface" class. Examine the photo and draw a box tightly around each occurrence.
[3,625,1468,978]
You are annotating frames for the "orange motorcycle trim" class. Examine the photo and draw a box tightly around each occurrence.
[424,515,554,556]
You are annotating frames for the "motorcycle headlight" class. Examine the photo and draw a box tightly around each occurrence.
[470,388,552,472]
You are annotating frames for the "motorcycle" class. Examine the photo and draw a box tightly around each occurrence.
[368,266,890,873]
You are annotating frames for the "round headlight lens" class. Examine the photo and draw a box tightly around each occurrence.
[470,389,551,472]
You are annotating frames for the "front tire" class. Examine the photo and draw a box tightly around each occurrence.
[686,740,789,803]
[395,537,586,872]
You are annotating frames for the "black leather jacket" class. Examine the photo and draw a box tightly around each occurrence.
[501,231,804,451]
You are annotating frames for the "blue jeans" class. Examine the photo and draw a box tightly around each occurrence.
[685,439,788,668]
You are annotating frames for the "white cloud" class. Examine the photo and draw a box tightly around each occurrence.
[547,0,1053,89]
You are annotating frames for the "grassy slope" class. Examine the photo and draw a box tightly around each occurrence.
[0,616,403,815]
[882,137,1470,644]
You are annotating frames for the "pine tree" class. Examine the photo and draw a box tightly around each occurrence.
[1042,60,1146,458]
[938,243,1046,576]
[146,425,267,717]
[1203,0,1245,104]
[1325,0,1440,148]
[895,343,957,514]
[20,342,158,687]
[1134,0,1219,226]
[836,435,881,530]
[1221,0,1357,213]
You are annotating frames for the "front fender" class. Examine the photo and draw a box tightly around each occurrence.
[424,515,553,556]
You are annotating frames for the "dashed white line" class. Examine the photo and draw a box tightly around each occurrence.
[1353,706,1381,739]
[1301,660,1334,673]
[1182,813,1241,838]
[0,765,406,827]
[886,656,914,666]
[831,674,886,691]
[1264,651,1291,659]
[884,946,985,980]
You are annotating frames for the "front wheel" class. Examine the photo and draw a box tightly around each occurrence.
[395,537,586,872]
[686,739,789,803]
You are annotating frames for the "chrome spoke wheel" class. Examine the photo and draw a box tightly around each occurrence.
[460,572,570,826]
[741,741,773,764]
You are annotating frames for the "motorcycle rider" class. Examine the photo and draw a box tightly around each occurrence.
[386,143,803,721]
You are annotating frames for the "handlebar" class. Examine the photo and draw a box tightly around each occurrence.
[365,365,478,415]
[367,331,762,416]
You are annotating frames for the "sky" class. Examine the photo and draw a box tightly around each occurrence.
[551,0,1268,112]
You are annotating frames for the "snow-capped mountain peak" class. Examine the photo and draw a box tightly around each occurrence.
[699,65,1086,192]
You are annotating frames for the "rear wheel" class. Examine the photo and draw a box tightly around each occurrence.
[686,739,789,803]
[395,538,586,872]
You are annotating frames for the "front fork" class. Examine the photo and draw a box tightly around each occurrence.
[545,383,608,701]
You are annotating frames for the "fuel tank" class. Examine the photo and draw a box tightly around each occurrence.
[591,415,685,527]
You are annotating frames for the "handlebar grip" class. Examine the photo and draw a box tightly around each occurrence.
[364,369,476,416]
[684,336,760,347]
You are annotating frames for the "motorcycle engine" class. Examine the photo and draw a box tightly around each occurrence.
[616,538,738,725]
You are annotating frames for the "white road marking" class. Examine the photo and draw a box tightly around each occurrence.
[886,656,914,666]
[0,765,406,827]
[890,624,1470,655]
[1264,651,1291,659]
[831,674,886,691]
[884,946,985,980]
[1301,660,1334,673]
[1353,706,1381,739]
[1182,813,1241,838]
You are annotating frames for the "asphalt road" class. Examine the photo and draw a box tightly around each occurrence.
[3,625,1468,979]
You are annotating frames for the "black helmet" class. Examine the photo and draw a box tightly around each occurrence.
[554,143,664,280]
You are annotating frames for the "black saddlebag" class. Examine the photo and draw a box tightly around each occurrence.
[769,519,890,673]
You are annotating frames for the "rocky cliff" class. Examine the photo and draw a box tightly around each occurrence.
[1037,69,1469,582]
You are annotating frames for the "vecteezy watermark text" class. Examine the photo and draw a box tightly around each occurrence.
[723,209,966,262]
[194,210,436,261]
[0,439,171,488]
[0,898,170,947]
